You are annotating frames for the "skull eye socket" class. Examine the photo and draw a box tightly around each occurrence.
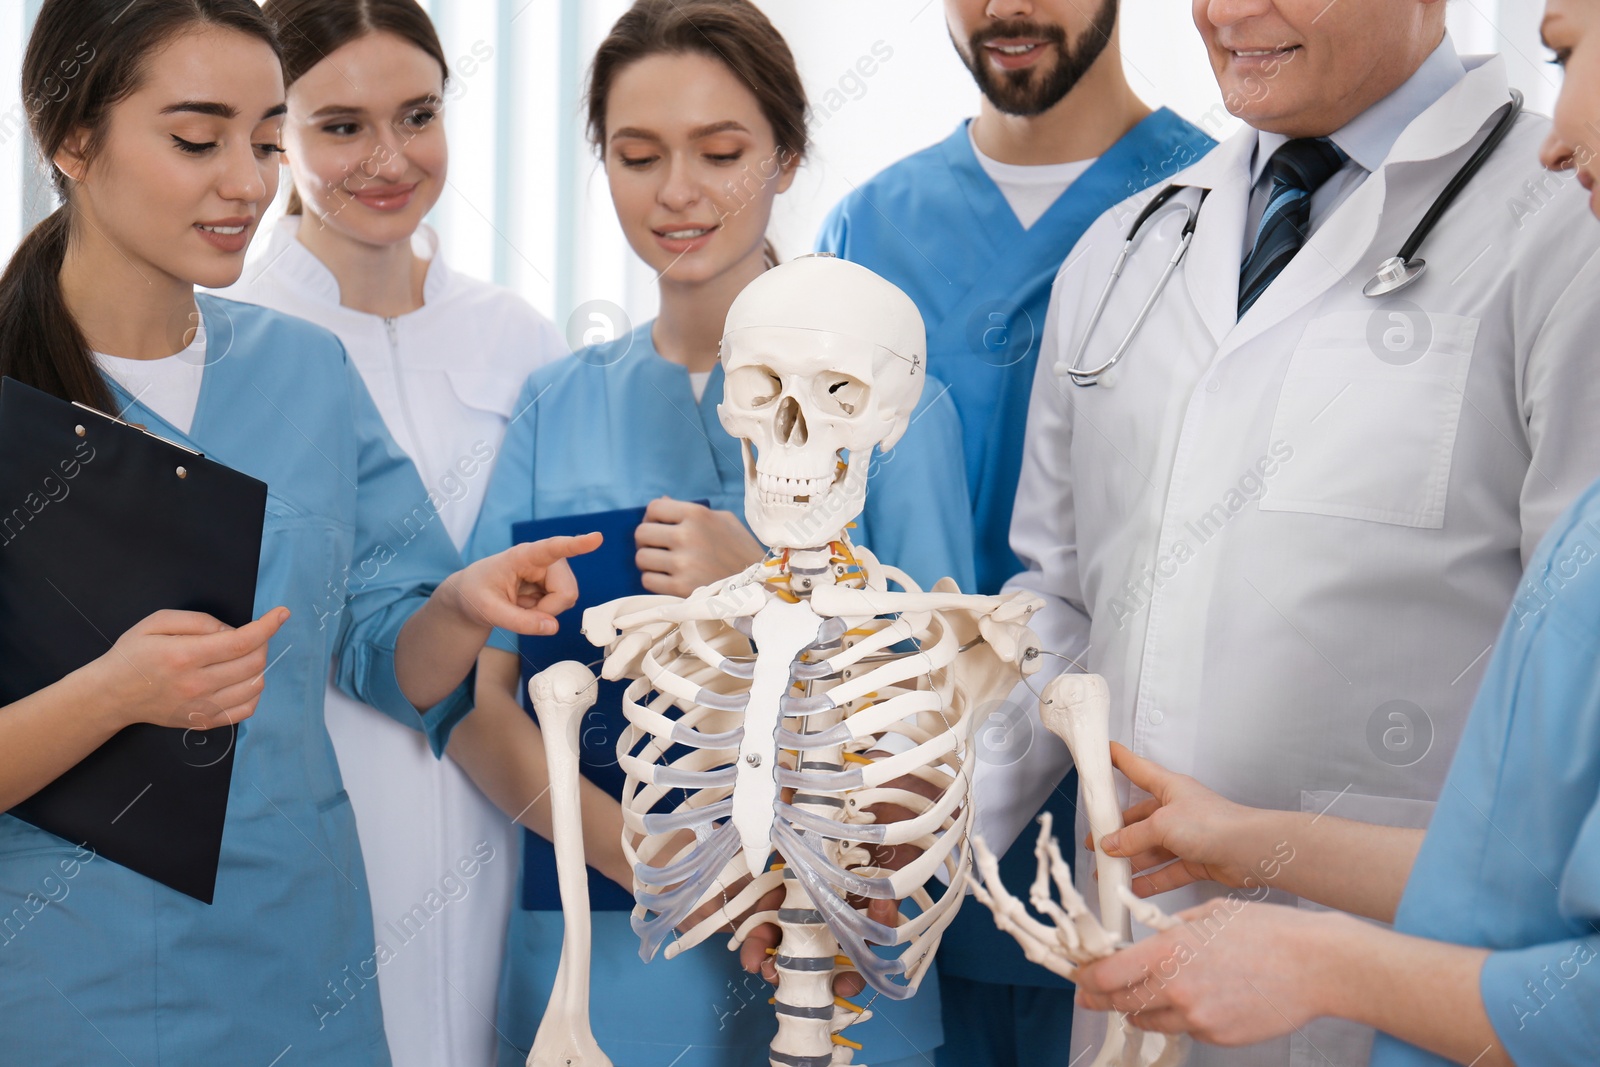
[818,375,868,417]
[728,365,783,408]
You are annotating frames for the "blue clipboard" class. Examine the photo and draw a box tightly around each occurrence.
[510,501,706,910]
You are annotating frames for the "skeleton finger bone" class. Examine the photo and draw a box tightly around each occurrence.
[971,834,1082,982]
[1116,885,1181,933]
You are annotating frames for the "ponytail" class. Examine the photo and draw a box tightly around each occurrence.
[0,206,111,412]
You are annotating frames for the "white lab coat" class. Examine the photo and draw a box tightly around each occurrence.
[224,217,565,1067]
[981,55,1600,1067]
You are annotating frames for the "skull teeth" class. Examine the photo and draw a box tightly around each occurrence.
[756,470,834,507]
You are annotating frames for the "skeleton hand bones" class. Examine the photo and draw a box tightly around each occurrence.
[971,672,1191,1067]
[969,673,1176,979]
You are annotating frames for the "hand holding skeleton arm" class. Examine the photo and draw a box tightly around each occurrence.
[970,672,1191,1067]
[1072,894,1508,1065]
[1099,744,1423,924]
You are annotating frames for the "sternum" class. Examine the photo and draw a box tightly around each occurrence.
[735,599,823,879]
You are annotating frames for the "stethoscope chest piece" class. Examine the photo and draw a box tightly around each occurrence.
[1363,255,1427,298]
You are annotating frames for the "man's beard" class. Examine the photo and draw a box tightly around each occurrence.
[954,1,1118,117]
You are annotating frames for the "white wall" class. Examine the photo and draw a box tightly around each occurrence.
[0,1,1560,342]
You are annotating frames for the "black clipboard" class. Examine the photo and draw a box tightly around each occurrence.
[0,377,266,903]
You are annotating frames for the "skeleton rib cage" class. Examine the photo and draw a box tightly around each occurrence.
[612,561,981,1026]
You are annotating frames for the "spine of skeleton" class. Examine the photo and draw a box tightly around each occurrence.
[771,672,855,1066]
[771,871,846,1067]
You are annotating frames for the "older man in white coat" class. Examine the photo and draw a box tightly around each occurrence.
[978,1,1600,1064]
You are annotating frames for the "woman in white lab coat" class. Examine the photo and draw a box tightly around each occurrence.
[226,3,565,1065]
[985,9,1600,1067]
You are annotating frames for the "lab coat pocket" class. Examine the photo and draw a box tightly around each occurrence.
[1260,311,1479,528]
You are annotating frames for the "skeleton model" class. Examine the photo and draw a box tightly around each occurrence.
[523,255,1183,1067]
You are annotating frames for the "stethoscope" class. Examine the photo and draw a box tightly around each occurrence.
[1064,89,1524,388]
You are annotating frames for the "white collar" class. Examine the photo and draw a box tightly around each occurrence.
[242,214,451,308]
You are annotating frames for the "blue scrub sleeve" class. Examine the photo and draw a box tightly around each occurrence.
[331,360,474,755]
[1482,935,1600,1062]
[464,372,542,657]
[857,376,976,592]
[1480,611,1600,1062]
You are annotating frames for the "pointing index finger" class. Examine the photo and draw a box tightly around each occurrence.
[515,532,603,569]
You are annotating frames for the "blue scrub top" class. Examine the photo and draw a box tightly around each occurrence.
[466,324,966,1065]
[817,110,1216,596]
[0,295,472,1066]
[819,110,1216,991]
[1371,479,1600,1066]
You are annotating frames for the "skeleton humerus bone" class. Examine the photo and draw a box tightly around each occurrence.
[525,661,612,1067]
[1041,674,1127,934]
[971,673,1190,1067]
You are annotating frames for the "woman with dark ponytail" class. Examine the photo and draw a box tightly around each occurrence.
[0,3,601,1063]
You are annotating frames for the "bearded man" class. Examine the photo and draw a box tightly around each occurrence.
[816,3,1214,1064]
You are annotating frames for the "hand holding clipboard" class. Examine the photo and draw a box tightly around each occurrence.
[83,606,289,731]
[0,378,283,902]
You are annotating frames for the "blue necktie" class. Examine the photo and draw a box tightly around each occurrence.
[1238,137,1348,316]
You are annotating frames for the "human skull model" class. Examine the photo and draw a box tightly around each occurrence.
[719,254,926,550]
